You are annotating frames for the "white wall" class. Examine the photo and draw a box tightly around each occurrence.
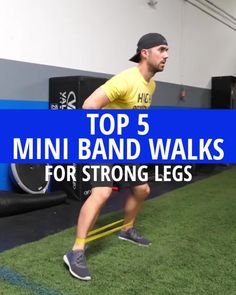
[182,0,236,88]
[0,0,235,89]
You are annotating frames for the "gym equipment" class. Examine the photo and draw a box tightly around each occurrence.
[88,219,124,237]
[211,76,236,109]
[0,164,67,217]
[50,163,91,201]
[10,163,50,194]
[49,75,117,201]
[76,219,132,244]
[49,75,108,110]
[0,191,67,217]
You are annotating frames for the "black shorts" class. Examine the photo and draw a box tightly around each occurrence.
[87,164,148,188]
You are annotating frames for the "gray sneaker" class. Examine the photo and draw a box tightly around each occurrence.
[118,228,151,247]
[63,250,91,281]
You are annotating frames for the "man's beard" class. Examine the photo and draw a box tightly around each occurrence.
[156,62,165,72]
[156,67,164,72]
[152,64,165,73]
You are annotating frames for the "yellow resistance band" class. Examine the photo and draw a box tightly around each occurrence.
[88,219,124,237]
[75,220,132,245]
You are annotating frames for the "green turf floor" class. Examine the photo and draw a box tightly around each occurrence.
[0,167,236,295]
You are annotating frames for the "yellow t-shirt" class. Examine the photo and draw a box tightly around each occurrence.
[101,67,156,109]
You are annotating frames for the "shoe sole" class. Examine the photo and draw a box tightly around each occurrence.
[63,255,91,281]
[118,236,151,247]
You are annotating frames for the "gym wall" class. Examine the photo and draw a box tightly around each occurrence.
[0,0,235,190]
[0,0,235,88]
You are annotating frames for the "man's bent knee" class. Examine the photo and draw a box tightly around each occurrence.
[90,186,113,203]
[131,183,150,199]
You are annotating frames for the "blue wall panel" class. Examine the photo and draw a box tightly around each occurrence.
[0,100,48,190]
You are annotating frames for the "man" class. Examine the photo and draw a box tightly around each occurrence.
[63,32,169,280]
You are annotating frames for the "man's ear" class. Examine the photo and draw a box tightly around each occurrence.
[140,49,149,60]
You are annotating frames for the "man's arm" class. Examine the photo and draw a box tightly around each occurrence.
[82,87,110,109]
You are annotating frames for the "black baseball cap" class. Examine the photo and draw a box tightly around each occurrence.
[129,33,168,63]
